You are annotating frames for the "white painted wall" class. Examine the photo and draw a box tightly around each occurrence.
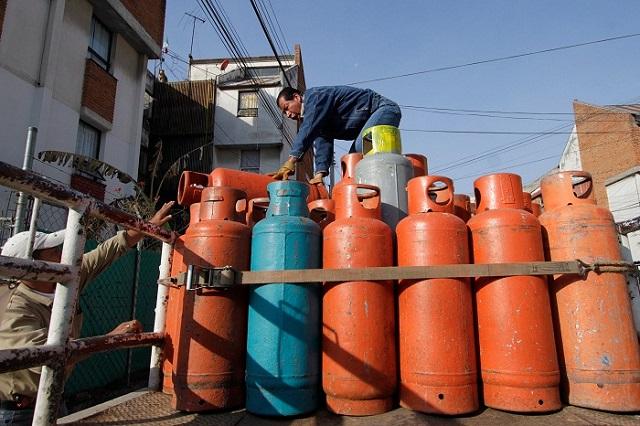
[606,170,640,337]
[559,125,582,171]
[0,0,152,235]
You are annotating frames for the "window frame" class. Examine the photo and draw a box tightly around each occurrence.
[237,90,259,117]
[88,16,112,71]
[240,149,260,173]
[75,121,103,180]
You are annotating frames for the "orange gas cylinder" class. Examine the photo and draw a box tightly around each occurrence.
[531,202,542,217]
[308,199,335,231]
[163,202,201,395]
[307,181,330,202]
[332,153,363,195]
[397,176,478,414]
[453,194,472,222]
[468,173,561,412]
[171,187,250,411]
[522,192,533,213]
[246,197,269,228]
[210,168,274,201]
[539,171,640,411]
[405,153,428,177]
[322,183,396,415]
[177,171,210,206]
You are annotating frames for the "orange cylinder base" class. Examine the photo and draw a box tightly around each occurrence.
[400,378,478,415]
[326,394,392,416]
[566,376,640,412]
[482,380,561,413]
[172,381,244,412]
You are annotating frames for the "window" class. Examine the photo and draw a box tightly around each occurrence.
[238,91,258,117]
[76,121,101,159]
[89,17,112,70]
[240,149,260,173]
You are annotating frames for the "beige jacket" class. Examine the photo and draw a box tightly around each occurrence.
[0,231,129,400]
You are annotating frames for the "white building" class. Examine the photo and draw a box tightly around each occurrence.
[186,46,312,179]
[0,0,165,235]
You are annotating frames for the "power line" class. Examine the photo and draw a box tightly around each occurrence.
[249,0,292,87]
[347,32,640,85]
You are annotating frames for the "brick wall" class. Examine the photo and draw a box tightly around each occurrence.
[82,59,118,123]
[0,0,7,40]
[121,0,166,46]
[574,101,640,207]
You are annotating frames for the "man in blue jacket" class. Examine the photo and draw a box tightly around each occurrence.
[274,86,401,182]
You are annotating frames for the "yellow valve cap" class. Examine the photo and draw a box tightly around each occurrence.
[361,125,402,155]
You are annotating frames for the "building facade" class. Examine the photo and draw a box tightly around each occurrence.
[0,0,165,235]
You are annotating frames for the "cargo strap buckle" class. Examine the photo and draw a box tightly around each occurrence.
[157,266,237,290]
[185,265,237,290]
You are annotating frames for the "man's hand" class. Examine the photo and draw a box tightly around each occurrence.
[272,158,296,180]
[108,319,143,335]
[125,201,174,247]
[308,172,326,185]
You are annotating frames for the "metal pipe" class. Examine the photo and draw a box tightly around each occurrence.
[0,255,77,282]
[126,240,143,386]
[0,161,174,242]
[13,127,38,235]
[148,242,172,390]
[33,206,87,426]
[69,332,164,363]
[26,197,42,258]
[0,344,65,374]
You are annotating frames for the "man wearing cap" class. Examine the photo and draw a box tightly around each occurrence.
[0,201,174,424]
[274,86,402,182]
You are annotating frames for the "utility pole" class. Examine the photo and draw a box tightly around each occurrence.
[185,12,205,80]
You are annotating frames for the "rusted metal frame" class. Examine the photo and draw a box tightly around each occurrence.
[0,161,174,243]
[34,206,87,426]
[617,216,640,235]
[26,197,43,258]
[69,332,164,363]
[148,242,172,390]
[0,255,78,282]
[0,344,65,374]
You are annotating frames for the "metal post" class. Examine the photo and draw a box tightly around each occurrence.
[13,127,38,235]
[148,242,172,390]
[126,240,143,386]
[33,206,87,425]
[26,197,42,258]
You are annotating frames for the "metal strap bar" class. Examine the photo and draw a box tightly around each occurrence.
[0,255,78,282]
[148,242,172,391]
[237,261,585,284]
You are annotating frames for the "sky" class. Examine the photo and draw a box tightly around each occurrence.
[159,0,640,195]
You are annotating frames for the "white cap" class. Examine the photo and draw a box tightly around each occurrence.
[1,230,66,259]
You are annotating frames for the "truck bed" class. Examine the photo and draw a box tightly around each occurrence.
[59,389,640,425]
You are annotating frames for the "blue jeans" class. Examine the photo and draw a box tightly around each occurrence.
[0,407,34,425]
[0,401,67,425]
[314,101,402,174]
[349,102,402,153]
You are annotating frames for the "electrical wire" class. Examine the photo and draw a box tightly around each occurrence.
[346,32,640,85]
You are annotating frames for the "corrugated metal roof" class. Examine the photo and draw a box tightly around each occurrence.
[151,80,215,136]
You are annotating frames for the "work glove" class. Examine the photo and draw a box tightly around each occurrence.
[272,159,296,180]
[308,172,326,185]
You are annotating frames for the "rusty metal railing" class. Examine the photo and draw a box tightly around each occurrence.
[0,161,175,425]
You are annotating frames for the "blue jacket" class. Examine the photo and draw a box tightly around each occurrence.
[288,86,397,163]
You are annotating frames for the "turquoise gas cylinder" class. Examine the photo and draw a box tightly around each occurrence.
[246,180,322,416]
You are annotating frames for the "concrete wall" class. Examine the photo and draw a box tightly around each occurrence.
[0,0,156,231]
